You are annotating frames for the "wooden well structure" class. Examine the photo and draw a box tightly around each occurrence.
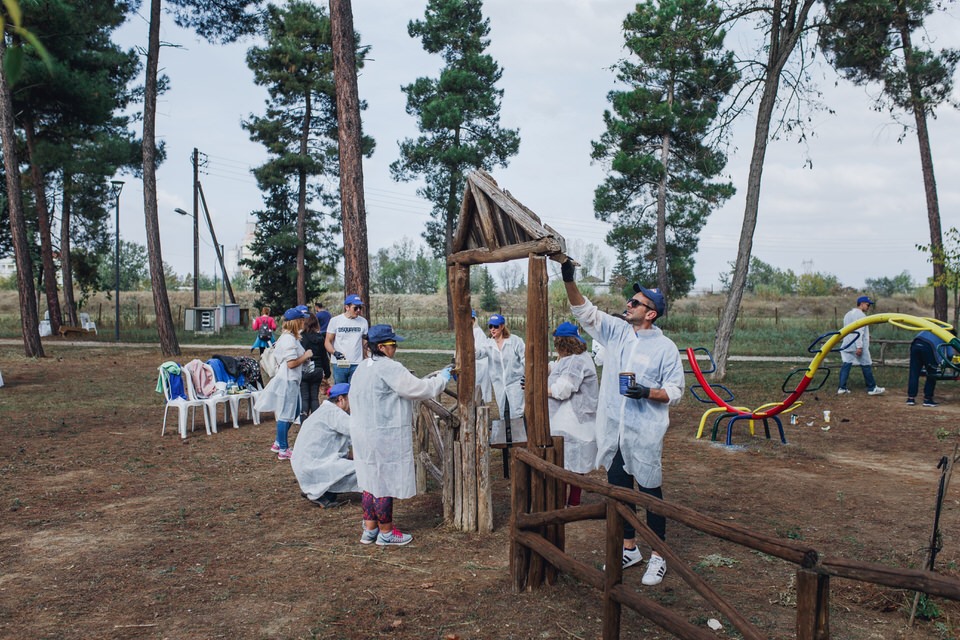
[445,169,569,534]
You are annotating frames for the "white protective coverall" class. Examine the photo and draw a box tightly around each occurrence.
[483,334,526,420]
[291,400,358,500]
[254,331,304,422]
[548,351,599,473]
[571,298,684,488]
[349,356,447,499]
[473,324,493,403]
[840,306,872,365]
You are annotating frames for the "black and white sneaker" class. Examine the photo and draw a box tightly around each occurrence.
[906,398,916,406]
[923,399,940,407]
[642,554,667,586]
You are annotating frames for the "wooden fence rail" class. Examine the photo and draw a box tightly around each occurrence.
[511,446,960,640]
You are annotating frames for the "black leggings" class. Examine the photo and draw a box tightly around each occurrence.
[606,448,665,542]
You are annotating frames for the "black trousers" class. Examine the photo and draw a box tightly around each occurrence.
[606,448,665,542]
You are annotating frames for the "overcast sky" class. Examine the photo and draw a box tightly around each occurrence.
[112,0,960,294]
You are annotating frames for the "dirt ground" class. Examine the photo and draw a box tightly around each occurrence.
[2,342,960,640]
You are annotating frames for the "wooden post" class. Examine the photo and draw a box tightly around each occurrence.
[545,435,565,585]
[477,403,493,533]
[796,568,830,640]
[454,441,464,529]
[413,402,427,494]
[602,499,625,640]
[451,263,478,531]
[510,450,530,592]
[442,414,455,524]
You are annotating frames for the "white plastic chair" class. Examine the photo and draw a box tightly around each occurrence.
[182,372,221,435]
[159,368,207,439]
[229,388,260,426]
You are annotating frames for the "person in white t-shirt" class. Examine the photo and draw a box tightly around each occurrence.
[325,294,369,384]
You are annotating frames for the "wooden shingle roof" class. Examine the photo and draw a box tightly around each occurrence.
[448,170,567,266]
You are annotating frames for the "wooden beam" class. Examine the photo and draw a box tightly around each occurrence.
[796,568,830,640]
[468,170,549,240]
[447,237,563,266]
[451,181,475,253]
[819,556,960,599]
[525,256,551,448]
[469,180,501,250]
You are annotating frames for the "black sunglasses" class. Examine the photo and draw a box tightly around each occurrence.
[488,324,501,329]
[627,299,655,312]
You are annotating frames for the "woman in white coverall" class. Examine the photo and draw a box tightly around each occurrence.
[547,322,598,507]
[349,324,452,546]
[255,305,314,460]
[471,311,493,403]
[482,314,525,436]
[291,383,358,508]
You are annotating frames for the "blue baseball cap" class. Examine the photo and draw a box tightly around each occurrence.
[488,314,505,327]
[553,321,585,343]
[857,296,875,306]
[632,283,666,318]
[471,309,477,318]
[328,383,350,399]
[283,306,311,321]
[368,324,405,344]
[344,294,363,306]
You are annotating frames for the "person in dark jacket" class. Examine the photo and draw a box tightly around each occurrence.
[906,329,958,407]
[300,314,331,419]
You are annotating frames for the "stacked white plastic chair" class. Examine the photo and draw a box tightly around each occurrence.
[159,367,208,439]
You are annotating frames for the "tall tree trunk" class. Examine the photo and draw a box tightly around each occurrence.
[0,39,43,357]
[443,154,460,330]
[297,92,311,304]
[60,172,78,327]
[656,124,671,300]
[24,118,63,334]
[142,0,180,356]
[330,0,370,315]
[897,7,946,321]
[713,0,816,379]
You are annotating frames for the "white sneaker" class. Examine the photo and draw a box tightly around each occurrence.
[837,388,851,395]
[642,554,667,586]
[867,386,886,396]
[622,546,643,569]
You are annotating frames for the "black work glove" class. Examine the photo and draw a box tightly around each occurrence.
[520,375,526,390]
[333,351,344,360]
[561,258,575,283]
[624,383,650,399]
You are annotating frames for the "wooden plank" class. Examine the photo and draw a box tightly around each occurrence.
[452,264,477,532]
[451,179,475,253]
[544,436,564,586]
[447,237,563,266]
[468,180,501,250]
[453,441,463,530]
[528,454,547,589]
[819,556,960,599]
[476,402,494,533]
[468,170,549,240]
[796,568,830,640]
[413,401,427,494]
[442,411,455,524]
[517,502,605,528]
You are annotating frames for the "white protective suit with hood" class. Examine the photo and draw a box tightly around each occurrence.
[840,306,872,365]
[548,351,599,473]
[291,400,358,499]
[482,334,525,420]
[349,356,447,499]
[571,298,684,488]
[254,331,304,422]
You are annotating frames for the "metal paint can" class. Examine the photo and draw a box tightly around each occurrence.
[619,372,635,395]
[789,414,797,425]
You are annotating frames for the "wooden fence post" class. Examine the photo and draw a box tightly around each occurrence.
[603,499,625,640]
[510,452,530,592]
[796,568,830,640]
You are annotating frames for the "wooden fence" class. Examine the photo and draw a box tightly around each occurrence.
[511,446,960,640]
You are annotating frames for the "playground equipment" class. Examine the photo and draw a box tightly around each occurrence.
[686,313,960,445]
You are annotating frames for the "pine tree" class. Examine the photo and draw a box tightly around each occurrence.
[391,0,519,327]
[592,0,736,302]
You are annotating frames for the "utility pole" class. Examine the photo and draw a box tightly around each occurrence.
[191,148,200,307]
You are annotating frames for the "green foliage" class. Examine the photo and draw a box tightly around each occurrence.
[370,238,444,294]
[865,270,915,297]
[92,240,150,291]
[243,1,372,308]
[719,257,798,295]
[912,593,942,621]
[796,272,843,296]
[591,0,736,300]
[390,0,519,258]
[477,266,498,311]
[918,227,960,328]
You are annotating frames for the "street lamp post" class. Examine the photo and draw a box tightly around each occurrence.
[175,207,198,307]
[110,180,124,342]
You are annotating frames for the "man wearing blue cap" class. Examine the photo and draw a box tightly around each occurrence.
[325,294,369,384]
[560,259,684,587]
[291,383,358,509]
[838,295,885,396]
